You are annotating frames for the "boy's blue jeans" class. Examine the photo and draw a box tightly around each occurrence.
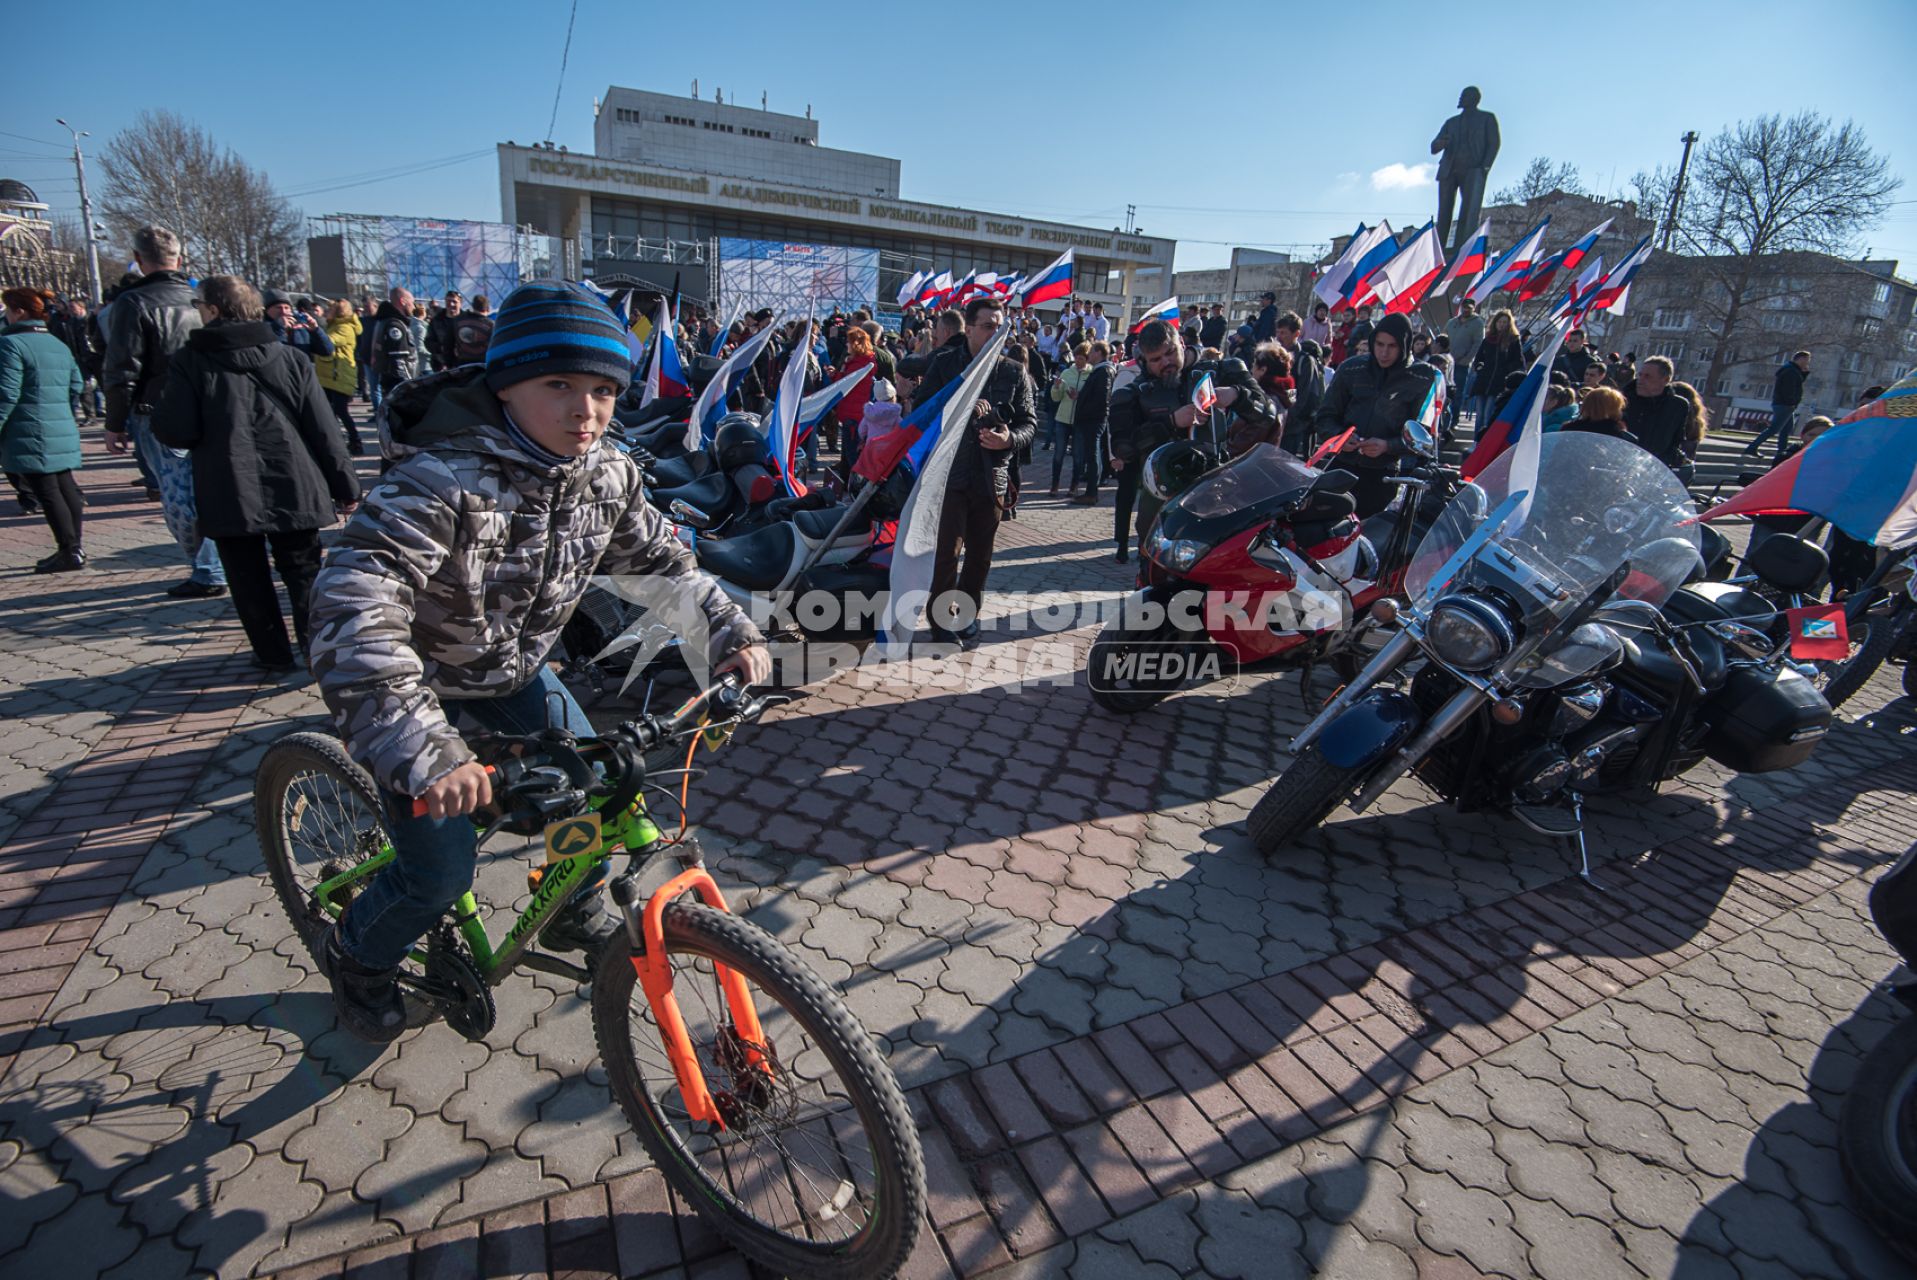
[340,667,609,970]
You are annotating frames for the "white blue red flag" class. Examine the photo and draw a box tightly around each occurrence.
[1467,217,1551,305]
[1557,219,1613,275]
[915,270,953,307]
[765,321,814,497]
[1018,248,1075,307]
[1342,228,1406,310]
[1314,222,1387,310]
[796,363,876,440]
[896,269,928,308]
[1431,218,1491,297]
[1578,235,1653,319]
[1515,249,1568,302]
[1364,221,1447,314]
[1547,255,1607,323]
[1132,295,1180,334]
[1461,316,1573,483]
[637,297,690,408]
[685,314,782,449]
[880,326,1013,653]
[1701,372,1917,548]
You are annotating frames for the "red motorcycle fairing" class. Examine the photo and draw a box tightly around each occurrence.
[1150,524,1378,665]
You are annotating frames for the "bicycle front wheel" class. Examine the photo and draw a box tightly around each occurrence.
[592,902,924,1280]
[254,731,389,957]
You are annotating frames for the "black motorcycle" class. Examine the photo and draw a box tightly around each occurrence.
[1249,431,1834,869]
[1841,842,1917,1256]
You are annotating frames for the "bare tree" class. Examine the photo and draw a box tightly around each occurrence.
[1666,112,1900,406]
[97,109,304,285]
[1492,157,1588,205]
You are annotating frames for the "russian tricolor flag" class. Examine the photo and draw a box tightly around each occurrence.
[1344,231,1407,310]
[915,270,953,307]
[685,313,782,449]
[1432,218,1491,297]
[1460,317,1573,481]
[1018,248,1075,308]
[1467,216,1551,305]
[765,321,814,497]
[1578,235,1653,318]
[637,297,690,408]
[1547,255,1607,323]
[1558,219,1612,276]
[897,269,928,308]
[1702,387,1917,548]
[1364,221,1447,315]
[1132,295,1179,334]
[1314,222,1386,310]
[1515,249,1568,302]
[1191,372,1216,416]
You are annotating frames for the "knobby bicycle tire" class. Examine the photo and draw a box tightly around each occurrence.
[592,901,924,1280]
[255,731,388,958]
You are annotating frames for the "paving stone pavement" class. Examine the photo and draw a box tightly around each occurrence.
[1,434,1914,1278]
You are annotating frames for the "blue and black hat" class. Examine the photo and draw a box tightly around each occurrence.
[485,280,633,393]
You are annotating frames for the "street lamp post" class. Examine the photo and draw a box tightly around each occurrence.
[55,118,103,305]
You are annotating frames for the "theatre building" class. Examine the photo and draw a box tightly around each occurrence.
[498,85,1173,316]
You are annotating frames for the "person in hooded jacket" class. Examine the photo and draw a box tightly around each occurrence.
[0,287,87,571]
[306,280,769,1042]
[1312,312,1439,517]
[150,277,362,674]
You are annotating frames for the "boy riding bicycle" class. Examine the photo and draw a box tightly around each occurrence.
[309,281,769,1042]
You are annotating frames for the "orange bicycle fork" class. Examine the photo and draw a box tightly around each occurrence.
[611,864,772,1130]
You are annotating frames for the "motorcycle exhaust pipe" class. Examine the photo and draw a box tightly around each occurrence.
[1291,628,1421,755]
[1348,685,1490,812]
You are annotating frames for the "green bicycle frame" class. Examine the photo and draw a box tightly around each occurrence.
[312,799,664,982]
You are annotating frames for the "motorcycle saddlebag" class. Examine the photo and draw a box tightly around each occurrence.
[1698,664,1831,774]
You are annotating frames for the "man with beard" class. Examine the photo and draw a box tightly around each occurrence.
[1105,320,1275,562]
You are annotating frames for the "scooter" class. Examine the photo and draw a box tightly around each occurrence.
[1087,423,1458,713]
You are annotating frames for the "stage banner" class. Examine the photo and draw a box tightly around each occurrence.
[717,238,879,318]
[380,218,522,301]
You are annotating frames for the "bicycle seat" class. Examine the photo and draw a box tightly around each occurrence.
[694,521,798,591]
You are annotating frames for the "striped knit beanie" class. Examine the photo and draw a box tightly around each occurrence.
[485,280,633,393]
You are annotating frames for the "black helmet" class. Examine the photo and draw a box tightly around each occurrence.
[712,413,768,472]
[1142,439,1215,502]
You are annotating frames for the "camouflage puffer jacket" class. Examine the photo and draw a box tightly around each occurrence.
[309,368,762,797]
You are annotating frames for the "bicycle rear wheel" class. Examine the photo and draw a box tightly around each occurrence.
[592,902,923,1280]
[254,731,390,958]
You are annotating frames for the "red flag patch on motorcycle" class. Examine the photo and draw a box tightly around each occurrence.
[1786,604,1849,661]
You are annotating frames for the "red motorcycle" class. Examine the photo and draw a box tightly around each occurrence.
[1088,431,1457,713]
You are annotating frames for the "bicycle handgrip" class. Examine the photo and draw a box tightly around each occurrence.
[411,765,498,818]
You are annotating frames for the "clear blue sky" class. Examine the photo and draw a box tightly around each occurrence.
[9,0,1916,276]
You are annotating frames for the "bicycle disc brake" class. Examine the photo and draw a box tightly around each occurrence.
[409,925,496,1042]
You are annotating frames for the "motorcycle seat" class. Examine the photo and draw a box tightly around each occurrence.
[647,453,711,491]
[1664,582,1778,630]
[1746,533,1828,595]
[626,418,689,451]
[1617,630,1728,700]
[793,504,872,541]
[654,470,731,515]
[693,521,796,591]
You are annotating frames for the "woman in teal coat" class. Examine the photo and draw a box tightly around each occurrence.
[0,287,87,571]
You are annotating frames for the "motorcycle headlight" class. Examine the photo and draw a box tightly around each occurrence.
[1425,594,1515,672]
[1146,528,1210,573]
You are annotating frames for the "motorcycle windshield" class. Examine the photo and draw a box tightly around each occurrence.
[1406,432,1701,679]
[1171,443,1320,519]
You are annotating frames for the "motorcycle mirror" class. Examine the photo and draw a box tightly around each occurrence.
[1402,419,1438,458]
[669,499,713,529]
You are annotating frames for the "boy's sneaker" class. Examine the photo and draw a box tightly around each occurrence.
[320,924,407,1043]
[540,894,621,956]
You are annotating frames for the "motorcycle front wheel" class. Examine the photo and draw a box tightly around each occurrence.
[1839,1014,1917,1260]
[1086,617,1204,714]
[1247,745,1366,855]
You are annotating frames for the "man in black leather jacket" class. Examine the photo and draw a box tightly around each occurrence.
[912,297,1038,646]
[1312,312,1438,517]
[101,225,227,597]
[1105,320,1275,562]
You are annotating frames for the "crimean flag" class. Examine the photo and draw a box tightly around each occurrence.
[1191,372,1217,416]
[1131,296,1180,334]
[880,326,1015,653]
[1701,392,1917,547]
[1467,216,1551,305]
[1431,218,1491,297]
[1415,372,1447,435]
[1461,316,1573,481]
[1017,247,1075,307]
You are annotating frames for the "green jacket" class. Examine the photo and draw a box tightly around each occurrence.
[1052,364,1089,426]
[0,321,84,474]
